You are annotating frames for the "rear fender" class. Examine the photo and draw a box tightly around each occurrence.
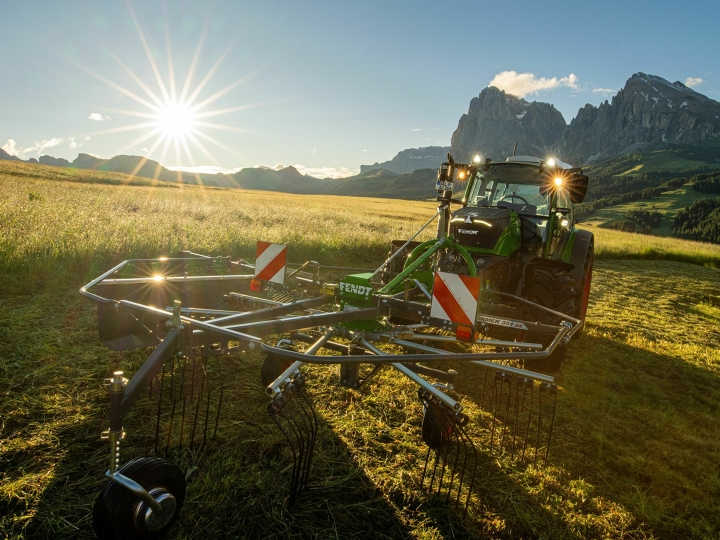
[566,229,594,289]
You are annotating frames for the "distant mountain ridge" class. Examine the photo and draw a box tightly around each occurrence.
[360,146,450,174]
[449,72,720,165]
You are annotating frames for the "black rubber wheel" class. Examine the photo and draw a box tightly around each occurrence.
[261,352,293,387]
[572,237,594,340]
[522,266,576,373]
[92,457,186,540]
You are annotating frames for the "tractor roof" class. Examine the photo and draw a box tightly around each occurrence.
[481,155,581,185]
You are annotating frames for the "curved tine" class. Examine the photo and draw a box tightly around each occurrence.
[434,405,455,497]
[418,396,433,489]
[489,374,501,451]
[165,356,177,456]
[480,368,489,409]
[296,390,318,487]
[268,404,299,505]
[521,381,535,463]
[544,388,558,465]
[534,385,544,467]
[282,397,308,500]
[426,405,444,493]
[453,419,476,516]
[275,403,304,505]
[213,355,224,440]
[457,422,478,519]
[287,393,313,490]
[510,378,527,460]
[298,389,318,462]
[179,356,187,447]
[201,359,212,450]
[154,363,166,455]
[444,414,463,504]
[499,374,514,453]
[190,358,206,449]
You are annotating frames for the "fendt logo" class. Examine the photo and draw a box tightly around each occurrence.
[458,229,479,235]
[339,282,373,296]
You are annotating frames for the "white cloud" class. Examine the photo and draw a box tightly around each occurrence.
[489,71,579,98]
[167,164,242,175]
[84,136,91,141]
[363,149,367,152]
[412,128,422,132]
[293,165,357,179]
[88,113,111,121]
[312,148,317,154]
[69,142,78,149]
[2,139,22,157]
[685,77,703,88]
[592,87,617,96]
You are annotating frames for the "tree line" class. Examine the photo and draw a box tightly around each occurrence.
[672,198,720,244]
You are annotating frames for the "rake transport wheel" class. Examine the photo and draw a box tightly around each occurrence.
[93,457,186,540]
[523,266,576,373]
[261,352,294,387]
[572,237,594,340]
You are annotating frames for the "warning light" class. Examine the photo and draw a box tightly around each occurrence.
[250,279,264,292]
[455,325,475,342]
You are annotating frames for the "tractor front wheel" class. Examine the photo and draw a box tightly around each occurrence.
[523,266,576,373]
[92,457,186,540]
[572,237,594,339]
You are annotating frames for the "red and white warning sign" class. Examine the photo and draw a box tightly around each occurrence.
[430,271,481,327]
[254,241,287,284]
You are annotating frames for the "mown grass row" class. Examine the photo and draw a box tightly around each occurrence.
[1,163,720,539]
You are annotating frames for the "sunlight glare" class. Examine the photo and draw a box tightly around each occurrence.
[155,102,195,139]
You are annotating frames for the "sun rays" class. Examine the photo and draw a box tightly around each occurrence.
[66,0,265,187]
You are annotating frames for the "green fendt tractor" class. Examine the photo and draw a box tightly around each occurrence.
[382,153,593,371]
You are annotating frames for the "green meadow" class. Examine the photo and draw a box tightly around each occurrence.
[1,161,719,539]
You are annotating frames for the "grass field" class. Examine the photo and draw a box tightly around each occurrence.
[1,161,720,539]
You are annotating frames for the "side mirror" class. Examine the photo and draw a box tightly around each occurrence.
[567,174,589,204]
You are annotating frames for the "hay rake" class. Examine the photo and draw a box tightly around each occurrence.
[81,153,591,539]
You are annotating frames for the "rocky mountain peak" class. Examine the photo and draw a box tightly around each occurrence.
[450,86,566,163]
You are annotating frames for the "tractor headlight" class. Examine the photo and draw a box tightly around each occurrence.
[561,219,569,227]
[547,157,556,167]
[554,177,563,186]
[473,154,482,164]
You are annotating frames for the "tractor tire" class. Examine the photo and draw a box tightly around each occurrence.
[523,266,576,373]
[92,457,185,540]
[572,237,594,340]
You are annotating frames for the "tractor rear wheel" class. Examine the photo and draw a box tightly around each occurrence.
[572,237,594,339]
[523,266,576,373]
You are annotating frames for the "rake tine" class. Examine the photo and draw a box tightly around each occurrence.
[454,417,477,518]
[179,356,187,447]
[544,384,558,465]
[499,373,514,453]
[201,359,212,450]
[293,389,317,487]
[282,400,308,504]
[213,356,224,441]
[489,372,503,451]
[190,359,205,450]
[434,407,454,497]
[268,402,300,505]
[153,363,166,455]
[444,416,463,503]
[534,383,545,467]
[510,378,528,460]
[286,394,312,494]
[521,381,535,463]
[480,368,489,409]
[164,355,177,457]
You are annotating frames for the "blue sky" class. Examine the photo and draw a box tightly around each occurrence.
[1,0,718,177]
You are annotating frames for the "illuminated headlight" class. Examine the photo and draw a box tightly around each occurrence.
[561,219,569,227]
[547,157,556,167]
[554,177,563,186]
[458,172,466,180]
[475,258,485,267]
[473,154,482,163]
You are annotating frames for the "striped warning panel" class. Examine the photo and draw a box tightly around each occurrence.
[255,242,287,284]
[430,272,481,327]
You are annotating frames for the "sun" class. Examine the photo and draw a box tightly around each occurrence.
[154,102,195,139]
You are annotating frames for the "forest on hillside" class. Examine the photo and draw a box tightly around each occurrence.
[672,198,720,244]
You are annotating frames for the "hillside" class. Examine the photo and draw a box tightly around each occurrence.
[325,167,437,199]
[360,146,449,174]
